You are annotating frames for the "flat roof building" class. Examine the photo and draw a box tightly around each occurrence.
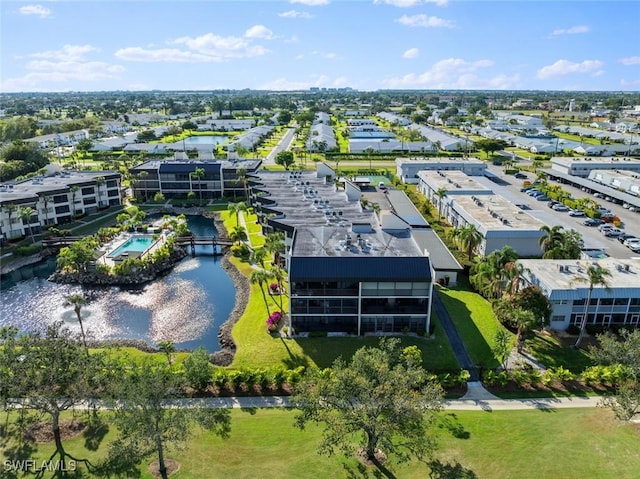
[396,157,487,184]
[249,167,435,335]
[550,156,640,178]
[518,258,640,331]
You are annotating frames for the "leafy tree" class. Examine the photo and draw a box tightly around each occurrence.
[183,347,213,392]
[57,236,98,273]
[136,129,157,142]
[275,150,295,170]
[277,110,293,125]
[512,285,552,328]
[293,338,443,468]
[63,293,89,353]
[493,304,537,353]
[574,264,611,348]
[182,120,198,130]
[108,362,231,479]
[474,138,508,158]
[0,140,50,182]
[592,330,640,420]
[0,323,114,477]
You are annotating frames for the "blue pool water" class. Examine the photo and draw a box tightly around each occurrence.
[108,236,155,258]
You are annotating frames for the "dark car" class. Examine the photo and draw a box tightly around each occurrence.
[583,218,603,226]
[515,172,528,179]
[547,201,559,208]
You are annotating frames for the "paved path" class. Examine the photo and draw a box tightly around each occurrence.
[431,290,480,381]
[263,127,296,165]
[159,394,603,412]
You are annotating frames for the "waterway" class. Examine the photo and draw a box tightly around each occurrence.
[0,216,235,352]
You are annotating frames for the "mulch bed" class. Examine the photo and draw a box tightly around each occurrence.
[355,447,388,467]
[23,419,86,443]
[148,459,180,478]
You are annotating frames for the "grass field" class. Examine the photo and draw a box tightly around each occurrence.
[3,408,638,479]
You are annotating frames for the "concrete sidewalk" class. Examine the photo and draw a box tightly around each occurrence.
[161,393,603,412]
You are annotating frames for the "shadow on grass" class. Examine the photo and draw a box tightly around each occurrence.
[83,421,109,451]
[437,286,497,369]
[341,460,398,479]
[279,337,311,369]
[428,459,478,479]
[437,413,471,439]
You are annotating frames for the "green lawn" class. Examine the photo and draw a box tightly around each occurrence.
[4,408,638,479]
[437,284,507,368]
[525,332,594,372]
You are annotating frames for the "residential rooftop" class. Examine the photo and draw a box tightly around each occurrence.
[519,258,640,296]
[551,156,640,168]
[453,193,546,232]
[395,156,485,167]
[418,170,492,194]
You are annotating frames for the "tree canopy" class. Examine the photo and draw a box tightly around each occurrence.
[293,338,443,468]
[474,138,508,158]
[275,150,295,170]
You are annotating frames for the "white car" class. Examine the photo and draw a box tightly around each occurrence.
[552,204,570,212]
[604,228,624,237]
[598,224,614,232]
[569,209,585,217]
[624,238,640,248]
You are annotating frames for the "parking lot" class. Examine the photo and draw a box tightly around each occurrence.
[477,165,640,260]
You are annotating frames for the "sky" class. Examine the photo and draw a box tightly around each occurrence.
[1,0,639,93]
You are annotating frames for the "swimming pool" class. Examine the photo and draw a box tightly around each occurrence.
[108,236,155,258]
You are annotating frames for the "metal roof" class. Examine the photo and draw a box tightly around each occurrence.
[290,256,432,282]
[158,163,221,174]
[411,229,463,272]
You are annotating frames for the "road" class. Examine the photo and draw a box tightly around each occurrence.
[263,126,296,166]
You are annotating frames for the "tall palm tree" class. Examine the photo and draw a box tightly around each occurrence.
[228,201,247,227]
[64,293,89,353]
[18,206,36,243]
[236,167,248,200]
[457,224,483,261]
[265,232,285,265]
[69,186,79,217]
[42,195,53,227]
[574,264,612,348]
[270,264,287,312]
[138,171,149,202]
[250,269,272,316]
[434,187,448,218]
[157,340,175,366]
[4,203,17,238]
[192,167,205,205]
[512,307,537,353]
[229,225,247,245]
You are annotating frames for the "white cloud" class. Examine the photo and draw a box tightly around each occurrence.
[536,59,604,79]
[383,57,520,89]
[114,47,216,63]
[620,56,640,66]
[30,44,97,62]
[278,10,312,18]
[550,25,590,36]
[172,33,269,59]
[395,14,455,28]
[620,78,640,87]
[19,4,52,18]
[374,0,448,7]
[289,0,329,6]
[402,48,420,59]
[244,25,274,40]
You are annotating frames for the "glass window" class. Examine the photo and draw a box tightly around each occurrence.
[614,298,629,306]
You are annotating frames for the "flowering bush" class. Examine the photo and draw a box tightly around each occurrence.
[266,311,283,332]
[269,283,279,293]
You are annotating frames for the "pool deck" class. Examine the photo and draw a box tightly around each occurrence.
[99,233,166,267]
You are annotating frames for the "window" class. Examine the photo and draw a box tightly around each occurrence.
[551,315,565,322]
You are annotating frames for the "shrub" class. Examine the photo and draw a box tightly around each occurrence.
[183,347,213,392]
[13,244,43,256]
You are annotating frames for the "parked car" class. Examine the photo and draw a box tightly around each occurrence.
[624,238,640,248]
[515,172,528,179]
[595,206,611,214]
[526,189,542,196]
[598,223,614,232]
[569,209,585,217]
[618,234,636,244]
[520,186,532,192]
[630,244,640,253]
[536,195,551,202]
[547,201,559,208]
[583,218,603,226]
[604,228,624,237]
[629,206,639,213]
[552,204,570,212]
[594,192,604,198]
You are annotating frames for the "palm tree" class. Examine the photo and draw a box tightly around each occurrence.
[457,224,483,261]
[236,167,248,200]
[504,261,529,296]
[42,195,53,227]
[574,264,612,348]
[157,340,175,366]
[69,186,79,217]
[434,187,448,218]
[192,167,205,205]
[64,293,89,353]
[228,201,247,227]
[229,225,247,245]
[250,269,272,316]
[4,203,17,238]
[18,206,36,243]
[512,307,537,353]
[265,232,285,265]
[270,264,287,312]
[539,225,565,257]
[250,247,268,268]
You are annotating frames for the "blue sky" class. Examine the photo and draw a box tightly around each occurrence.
[1,0,638,93]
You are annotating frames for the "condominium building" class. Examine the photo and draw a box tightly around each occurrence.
[0,171,122,242]
[249,166,435,335]
[518,258,640,331]
[396,157,487,184]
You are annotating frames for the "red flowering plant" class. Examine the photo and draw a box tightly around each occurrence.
[266,311,283,332]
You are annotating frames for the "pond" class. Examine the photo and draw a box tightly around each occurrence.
[0,216,236,352]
